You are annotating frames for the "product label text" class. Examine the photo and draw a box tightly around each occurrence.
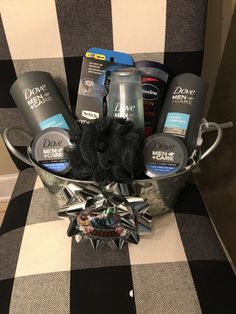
[23,84,53,109]
[172,86,195,105]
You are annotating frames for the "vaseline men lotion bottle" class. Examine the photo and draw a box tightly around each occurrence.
[10,71,78,135]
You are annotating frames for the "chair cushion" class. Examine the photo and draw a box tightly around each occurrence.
[0,168,235,313]
[0,0,208,169]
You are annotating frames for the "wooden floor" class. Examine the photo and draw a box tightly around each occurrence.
[196,8,236,266]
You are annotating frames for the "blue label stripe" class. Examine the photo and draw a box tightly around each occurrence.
[39,113,69,130]
[147,164,177,174]
[164,112,190,130]
[42,162,69,172]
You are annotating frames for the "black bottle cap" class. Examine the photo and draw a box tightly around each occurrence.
[135,60,170,82]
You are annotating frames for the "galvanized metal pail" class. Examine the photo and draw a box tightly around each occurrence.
[3,121,222,216]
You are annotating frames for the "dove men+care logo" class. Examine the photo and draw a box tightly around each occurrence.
[23,84,53,109]
[171,86,195,105]
[151,142,175,161]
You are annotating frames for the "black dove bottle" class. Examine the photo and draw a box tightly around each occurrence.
[10,71,78,136]
[156,73,208,154]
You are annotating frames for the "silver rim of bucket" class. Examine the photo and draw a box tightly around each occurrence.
[3,120,223,184]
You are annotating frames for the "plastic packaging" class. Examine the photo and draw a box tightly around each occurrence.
[156,73,208,154]
[10,71,78,136]
[107,67,144,129]
[135,60,169,137]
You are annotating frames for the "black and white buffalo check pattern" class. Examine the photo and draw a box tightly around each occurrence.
[0,0,207,159]
[0,1,236,313]
[0,170,236,313]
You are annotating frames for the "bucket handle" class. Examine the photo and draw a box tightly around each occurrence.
[199,121,223,160]
[2,127,33,166]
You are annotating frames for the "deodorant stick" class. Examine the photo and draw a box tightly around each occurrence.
[10,71,78,136]
[156,73,208,154]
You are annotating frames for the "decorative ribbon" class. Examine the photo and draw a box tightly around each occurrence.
[58,183,152,250]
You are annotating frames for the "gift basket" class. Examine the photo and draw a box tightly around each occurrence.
[3,48,223,249]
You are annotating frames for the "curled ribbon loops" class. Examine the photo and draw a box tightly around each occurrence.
[58,183,152,250]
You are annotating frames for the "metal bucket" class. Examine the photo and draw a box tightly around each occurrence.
[3,121,222,216]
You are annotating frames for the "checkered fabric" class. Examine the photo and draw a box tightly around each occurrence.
[1,1,236,313]
[0,169,236,314]
[0,0,207,167]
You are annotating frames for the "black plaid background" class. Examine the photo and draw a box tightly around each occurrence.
[0,0,207,138]
[0,1,236,313]
[1,171,235,313]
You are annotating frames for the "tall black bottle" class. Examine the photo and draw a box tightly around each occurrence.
[156,73,208,155]
[10,71,78,136]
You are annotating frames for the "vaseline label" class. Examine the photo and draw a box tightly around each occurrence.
[142,83,160,100]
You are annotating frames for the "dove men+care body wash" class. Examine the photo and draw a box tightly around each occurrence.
[10,71,78,136]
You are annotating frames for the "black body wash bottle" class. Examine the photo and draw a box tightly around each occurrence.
[10,71,78,135]
[156,73,208,154]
